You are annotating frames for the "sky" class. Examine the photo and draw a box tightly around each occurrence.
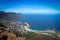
[0,0,60,14]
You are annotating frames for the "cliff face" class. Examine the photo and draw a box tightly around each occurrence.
[0,11,22,22]
[0,11,23,28]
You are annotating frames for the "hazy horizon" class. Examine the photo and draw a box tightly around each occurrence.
[0,0,60,14]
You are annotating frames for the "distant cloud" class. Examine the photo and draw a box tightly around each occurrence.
[5,8,60,14]
[19,8,60,14]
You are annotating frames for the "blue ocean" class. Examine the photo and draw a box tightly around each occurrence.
[18,14,60,31]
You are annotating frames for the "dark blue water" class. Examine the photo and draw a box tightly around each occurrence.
[18,14,60,31]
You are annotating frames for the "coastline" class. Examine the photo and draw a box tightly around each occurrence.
[24,22,60,38]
